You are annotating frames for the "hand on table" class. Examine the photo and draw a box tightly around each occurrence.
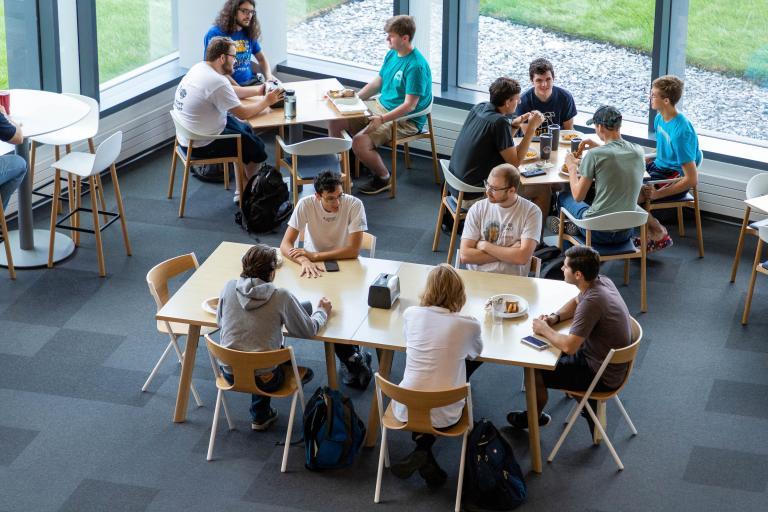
[317,297,332,316]
[537,314,558,327]
[300,259,324,278]
[266,88,285,106]
[289,247,316,260]
[532,317,552,336]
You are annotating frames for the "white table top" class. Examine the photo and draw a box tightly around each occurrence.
[9,89,90,138]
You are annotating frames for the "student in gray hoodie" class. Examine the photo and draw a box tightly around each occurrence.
[216,244,332,431]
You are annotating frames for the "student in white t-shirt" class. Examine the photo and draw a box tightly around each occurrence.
[173,36,283,201]
[280,170,373,390]
[459,163,541,275]
[389,264,483,488]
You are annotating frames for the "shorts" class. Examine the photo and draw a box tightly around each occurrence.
[540,350,618,393]
[347,99,419,147]
[184,113,267,165]
[644,161,688,201]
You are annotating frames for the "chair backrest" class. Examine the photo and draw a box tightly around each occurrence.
[91,131,123,175]
[146,253,199,309]
[399,96,433,121]
[586,316,643,398]
[205,335,294,395]
[63,93,100,139]
[746,173,768,199]
[375,372,471,435]
[566,208,649,231]
[362,232,376,258]
[440,159,486,194]
[169,109,220,148]
[759,224,768,244]
[278,134,352,156]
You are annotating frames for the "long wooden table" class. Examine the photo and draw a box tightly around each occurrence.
[156,241,579,473]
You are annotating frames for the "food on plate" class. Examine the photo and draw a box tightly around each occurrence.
[525,149,537,159]
[328,88,356,99]
[562,132,580,141]
[505,300,519,314]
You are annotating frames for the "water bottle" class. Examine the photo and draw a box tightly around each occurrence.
[284,89,296,119]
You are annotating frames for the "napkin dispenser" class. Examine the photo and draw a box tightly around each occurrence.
[368,273,400,309]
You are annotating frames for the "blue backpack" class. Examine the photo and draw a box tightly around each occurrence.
[463,419,527,511]
[303,386,365,470]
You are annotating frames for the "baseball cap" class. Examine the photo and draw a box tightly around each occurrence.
[586,105,622,129]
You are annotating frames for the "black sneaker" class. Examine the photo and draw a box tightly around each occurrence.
[358,175,391,195]
[251,407,278,431]
[300,367,314,386]
[419,451,448,488]
[342,351,373,390]
[506,410,552,430]
[390,449,428,479]
[580,399,598,440]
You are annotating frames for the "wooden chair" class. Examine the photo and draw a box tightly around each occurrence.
[373,373,472,512]
[276,132,353,205]
[355,99,440,199]
[204,335,307,472]
[48,131,131,277]
[730,173,768,282]
[168,109,244,217]
[741,224,768,325]
[0,193,15,279]
[454,248,541,278]
[558,208,649,312]
[433,159,485,263]
[143,253,216,407]
[547,317,643,471]
[644,179,704,258]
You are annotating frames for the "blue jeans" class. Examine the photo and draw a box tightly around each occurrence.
[558,190,632,245]
[0,154,27,210]
[222,365,284,423]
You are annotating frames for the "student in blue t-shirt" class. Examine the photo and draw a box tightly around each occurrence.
[639,75,702,251]
[515,58,577,138]
[0,108,27,211]
[204,1,273,87]
[328,15,432,195]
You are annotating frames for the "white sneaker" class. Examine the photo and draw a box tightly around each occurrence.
[233,192,241,204]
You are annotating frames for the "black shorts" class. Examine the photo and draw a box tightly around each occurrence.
[645,161,689,201]
[184,114,267,165]
[540,351,616,393]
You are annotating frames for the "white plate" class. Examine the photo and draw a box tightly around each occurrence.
[487,294,529,319]
[525,162,554,171]
[560,130,584,142]
[201,296,219,315]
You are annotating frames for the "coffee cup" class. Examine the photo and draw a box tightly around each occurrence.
[539,134,553,161]
[570,137,582,153]
[0,91,10,115]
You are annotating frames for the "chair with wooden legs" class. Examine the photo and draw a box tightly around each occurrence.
[355,99,440,199]
[0,194,15,279]
[204,335,307,472]
[548,317,643,471]
[740,224,768,325]
[373,373,472,512]
[433,159,485,264]
[644,179,704,258]
[558,208,649,312]
[275,132,353,205]
[143,253,216,407]
[168,110,244,217]
[47,131,131,277]
[730,173,768,282]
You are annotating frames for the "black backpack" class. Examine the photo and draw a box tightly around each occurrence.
[463,419,527,511]
[535,245,565,281]
[235,164,293,233]
[303,386,366,471]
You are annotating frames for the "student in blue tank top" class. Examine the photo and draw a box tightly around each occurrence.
[639,75,702,251]
[329,15,433,195]
[204,1,273,86]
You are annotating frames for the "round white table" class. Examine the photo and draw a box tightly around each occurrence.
[0,89,90,268]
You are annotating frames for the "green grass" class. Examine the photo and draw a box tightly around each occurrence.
[0,3,7,89]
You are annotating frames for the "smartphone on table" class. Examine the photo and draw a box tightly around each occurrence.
[521,168,546,178]
[324,260,340,272]
[521,335,549,351]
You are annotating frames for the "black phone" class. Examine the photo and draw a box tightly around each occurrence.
[521,335,549,351]
[521,168,546,178]
[324,260,340,272]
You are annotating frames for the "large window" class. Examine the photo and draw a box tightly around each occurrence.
[96,0,178,87]
[0,4,7,89]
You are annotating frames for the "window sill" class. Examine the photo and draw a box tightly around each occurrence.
[99,58,186,116]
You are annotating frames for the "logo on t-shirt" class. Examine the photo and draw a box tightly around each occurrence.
[483,221,501,243]
[394,70,404,83]
[179,88,187,99]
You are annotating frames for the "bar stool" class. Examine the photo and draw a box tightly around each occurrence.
[48,131,131,277]
[0,193,14,279]
[730,173,768,282]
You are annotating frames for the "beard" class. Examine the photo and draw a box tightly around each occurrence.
[224,60,235,75]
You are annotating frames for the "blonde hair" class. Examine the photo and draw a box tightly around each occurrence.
[420,264,466,312]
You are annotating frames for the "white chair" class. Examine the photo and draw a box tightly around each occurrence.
[558,208,649,312]
[276,132,353,205]
[730,173,768,282]
[433,159,485,263]
[548,317,642,471]
[373,373,472,512]
[354,98,440,199]
[48,131,131,277]
[741,223,768,325]
[168,110,244,217]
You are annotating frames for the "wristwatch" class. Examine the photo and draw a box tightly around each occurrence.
[549,312,561,324]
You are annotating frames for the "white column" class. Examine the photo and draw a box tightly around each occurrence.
[58,0,80,93]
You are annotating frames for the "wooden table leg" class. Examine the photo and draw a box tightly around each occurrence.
[365,349,394,448]
[730,207,751,282]
[524,367,543,473]
[173,324,200,423]
[324,342,338,390]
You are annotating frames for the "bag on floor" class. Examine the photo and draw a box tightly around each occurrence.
[303,386,366,471]
[535,245,565,281]
[235,164,292,233]
[463,419,527,511]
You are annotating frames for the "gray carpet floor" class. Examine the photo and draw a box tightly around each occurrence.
[0,141,766,512]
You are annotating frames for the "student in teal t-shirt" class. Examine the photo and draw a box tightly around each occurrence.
[328,15,433,195]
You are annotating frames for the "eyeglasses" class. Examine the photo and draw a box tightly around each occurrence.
[238,7,256,16]
[321,193,344,204]
[483,180,512,193]
[226,53,237,59]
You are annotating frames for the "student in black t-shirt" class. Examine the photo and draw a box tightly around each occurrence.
[515,58,577,138]
[0,107,27,210]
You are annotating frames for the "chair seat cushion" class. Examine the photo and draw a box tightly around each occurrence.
[51,152,96,177]
[570,233,638,256]
[652,191,694,204]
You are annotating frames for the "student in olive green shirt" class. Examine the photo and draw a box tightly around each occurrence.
[558,105,644,245]
[328,15,432,195]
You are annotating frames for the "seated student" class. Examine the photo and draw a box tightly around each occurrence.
[328,15,432,195]
[0,107,26,209]
[448,77,544,207]
[515,57,577,136]
[216,244,330,431]
[390,264,483,488]
[555,105,645,244]
[175,36,283,202]
[640,74,702,251]
[459,164,541,276]
[279,171,373,390]
[507,246,632,434]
